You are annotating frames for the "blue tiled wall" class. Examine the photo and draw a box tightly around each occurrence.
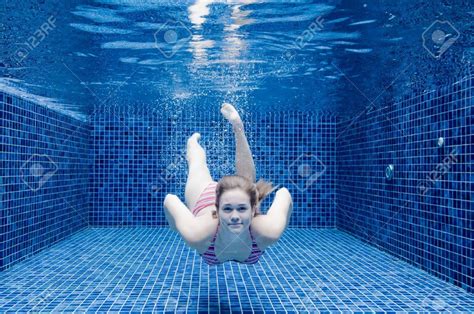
[0,92,91,271]
[91,109,336,227]
[336,72,473,293]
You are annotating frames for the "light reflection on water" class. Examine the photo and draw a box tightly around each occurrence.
[0,0,471,119]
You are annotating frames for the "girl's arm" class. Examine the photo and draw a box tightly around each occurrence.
[163,194,205,247]
[251,187,293,243]
[234,127,256,183]
[266,187,293,236]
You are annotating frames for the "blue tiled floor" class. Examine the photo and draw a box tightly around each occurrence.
[0,228,473,313]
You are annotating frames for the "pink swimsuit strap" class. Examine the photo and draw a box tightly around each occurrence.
[192,182,218,216]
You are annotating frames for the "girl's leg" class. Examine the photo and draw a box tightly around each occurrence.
[184,133,214,211]
[221,103,256,183]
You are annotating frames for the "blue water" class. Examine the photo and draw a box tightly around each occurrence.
[1,0,472,119]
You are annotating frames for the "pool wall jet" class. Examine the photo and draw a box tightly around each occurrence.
[336,71,473,292]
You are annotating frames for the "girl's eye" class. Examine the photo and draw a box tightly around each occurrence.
[223,207,247,211]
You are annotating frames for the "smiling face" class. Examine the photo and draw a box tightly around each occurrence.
[217,188,255,233]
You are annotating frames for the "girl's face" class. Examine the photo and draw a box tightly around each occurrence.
[218,188,254,233]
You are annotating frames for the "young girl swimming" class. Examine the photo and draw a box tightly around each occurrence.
[163,103,293,265]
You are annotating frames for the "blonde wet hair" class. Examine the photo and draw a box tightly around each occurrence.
[213,175,277,218]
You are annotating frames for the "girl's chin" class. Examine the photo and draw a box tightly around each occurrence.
[229,224,251,231]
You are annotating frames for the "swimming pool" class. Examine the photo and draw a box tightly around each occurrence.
[1,0,473,312]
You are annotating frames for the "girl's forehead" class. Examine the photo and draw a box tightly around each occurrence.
[220,188,250,202]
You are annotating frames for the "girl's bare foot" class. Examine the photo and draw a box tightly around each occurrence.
[187,132,204,162]
[221,103,244,130]
[189,132,201,142]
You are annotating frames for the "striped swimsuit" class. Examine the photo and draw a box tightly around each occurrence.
[192,181,265,265]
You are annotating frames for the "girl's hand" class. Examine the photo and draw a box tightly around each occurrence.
[164,194,179,207]
[276,188,293,205]
[276,187,291,197]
